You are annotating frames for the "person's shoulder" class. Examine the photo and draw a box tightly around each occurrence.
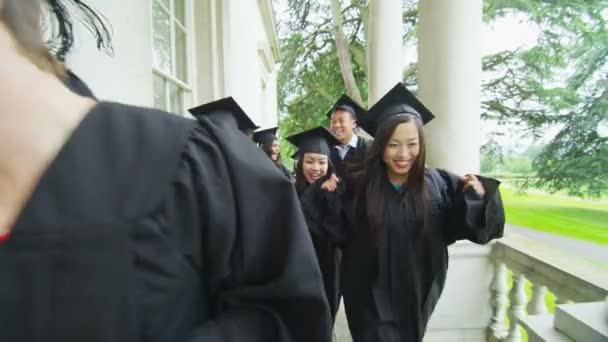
[83,102,199,215]
[96,102,195,132]
[425,167,463,195]
[357,135,373,149]
[357,134,372,144]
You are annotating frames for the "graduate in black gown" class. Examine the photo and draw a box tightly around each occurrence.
[287,127,344,321]
[0,1,332,341]
[327,94,371,178]
[335,82,505,342]
[253,127,294,180]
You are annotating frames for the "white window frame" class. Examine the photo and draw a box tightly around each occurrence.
[151,0,193,115]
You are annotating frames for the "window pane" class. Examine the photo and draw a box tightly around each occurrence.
[174,0,186,26]
[175,26,188,83]
[152,1,172,74]
[169,82,184,115]
[153,74,167,111]
[159,0,169,9]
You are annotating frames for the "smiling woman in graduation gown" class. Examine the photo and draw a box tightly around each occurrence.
[287,127,345,321]
[0,1,332,340]
[337,83,505,342]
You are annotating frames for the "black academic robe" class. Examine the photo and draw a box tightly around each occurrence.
[275,161,295,181]
[0,102,332,342]
[340,169,505,342]
[330,136,371,178]
[298,177,346,321]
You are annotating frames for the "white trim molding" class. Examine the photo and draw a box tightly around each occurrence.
[257,0,281,62]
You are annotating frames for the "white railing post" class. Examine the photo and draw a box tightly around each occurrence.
[527,284,548,315]
[505,273,527,342]
[488,262,508,339]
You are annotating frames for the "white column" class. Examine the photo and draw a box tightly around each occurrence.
[418,0,482,175]
[367,0,403,104]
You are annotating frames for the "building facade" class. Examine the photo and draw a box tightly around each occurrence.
[67,0,280,128]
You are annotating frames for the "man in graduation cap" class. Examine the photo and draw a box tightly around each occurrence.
[253,126,294,180]
[339,82,505,342]
[189,96,260,137]
[327,94,371,178]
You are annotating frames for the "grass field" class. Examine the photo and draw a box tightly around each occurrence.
[501,187,608,245]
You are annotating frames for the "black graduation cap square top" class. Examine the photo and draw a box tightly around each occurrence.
[326,94,367,120]
[360,82,435,137]
[253,127,279,145]
[188,96,259,133]
[286,127,341,157]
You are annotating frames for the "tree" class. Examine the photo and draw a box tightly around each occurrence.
[481,0,607,197]
[276,0,607,197]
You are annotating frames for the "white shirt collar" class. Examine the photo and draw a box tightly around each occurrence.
[347,134,359,149]
[335,134,358,149]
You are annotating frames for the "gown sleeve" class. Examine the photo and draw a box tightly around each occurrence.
[433,169,505,245]
[299,176,348,245]
[168,121,332,342]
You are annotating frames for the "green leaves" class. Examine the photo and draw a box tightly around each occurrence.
[276,0,608,197]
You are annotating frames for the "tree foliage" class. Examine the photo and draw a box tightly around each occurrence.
[275,0,607,197]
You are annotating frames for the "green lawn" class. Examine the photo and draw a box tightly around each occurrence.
[501,187,608,245]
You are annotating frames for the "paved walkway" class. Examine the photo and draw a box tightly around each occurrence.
[334,303,351,342]
[506,224,608,264]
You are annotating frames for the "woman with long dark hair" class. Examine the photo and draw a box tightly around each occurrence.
[254,127,294,180]
[287,127,343,321]
[0,1,332,341]
[336,83,505,342]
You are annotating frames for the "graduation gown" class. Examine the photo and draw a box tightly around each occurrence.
[330,136,371,178]
[298,176,347,321]
[275,161,295,181]
[340,168,505,342]
[0,102,332,342]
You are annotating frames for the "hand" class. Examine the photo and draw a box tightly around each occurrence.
[461,174,485,198]
[321,174,340,192]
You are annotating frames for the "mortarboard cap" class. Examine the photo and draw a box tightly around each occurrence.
[326,94,366,120]
[253,127,279,146]
[188,97,259,133]
[286,127,341,158]
[360,82,435,137]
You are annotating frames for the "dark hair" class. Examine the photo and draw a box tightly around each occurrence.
[333,105,357,120]
[295,153,335,194]
[43,0,113,60]
[0,0,112,76]
[260,141,288,170]
[260,140,278,158]
[348,114,427,240]
[1,0,63,74]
